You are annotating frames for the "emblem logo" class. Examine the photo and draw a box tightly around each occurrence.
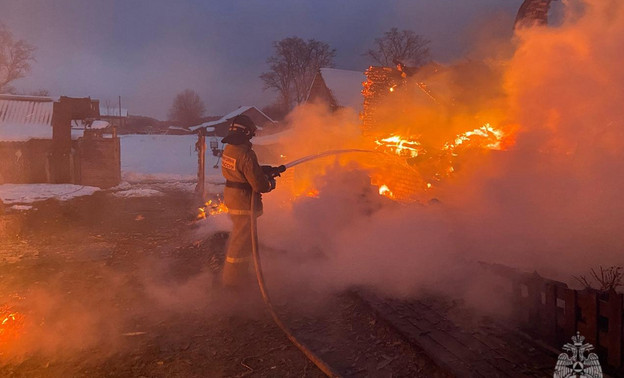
[554,332,603,378]
[221,155,236,171]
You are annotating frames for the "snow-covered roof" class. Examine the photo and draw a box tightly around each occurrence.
[316,68,366,111]
[0,94,54,125]
[1,95,113,141]
[0,94,55,141]
[99,106,128,117]
[189,106,274,132]
[72,120,110,130]
[189,120,223,131]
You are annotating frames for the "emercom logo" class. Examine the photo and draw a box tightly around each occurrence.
[554,332,603,378]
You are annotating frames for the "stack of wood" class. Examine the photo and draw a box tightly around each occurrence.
[361,66,402,136]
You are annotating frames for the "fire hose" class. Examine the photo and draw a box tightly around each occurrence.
[248,149,380,377]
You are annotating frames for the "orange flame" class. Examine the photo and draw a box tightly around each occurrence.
[197,199,228,219]
[375,135,424,158]
[0,305,25,352]
[444,123,508,151]
[378,184,394,198]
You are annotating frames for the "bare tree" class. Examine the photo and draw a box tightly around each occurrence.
[574,266,624,292]
[261,37,336,110]
[168,89,206,128]
[0,23,36,93]
[366,27,431,68]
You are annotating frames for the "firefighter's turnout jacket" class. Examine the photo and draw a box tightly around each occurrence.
[221,142,272,287]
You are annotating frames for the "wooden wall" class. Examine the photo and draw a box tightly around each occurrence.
[484,263,624,373]
[75,136,121,188]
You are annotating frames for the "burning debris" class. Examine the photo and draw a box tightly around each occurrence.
[0,305,25,354]
[197,199,228,219]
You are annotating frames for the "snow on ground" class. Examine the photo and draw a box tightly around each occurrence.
[0,134,227,205]
[120,134,223,184]
[112,188,165,198]
[0,184,100,204]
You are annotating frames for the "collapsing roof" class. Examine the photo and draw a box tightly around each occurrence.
[307,68,366,112]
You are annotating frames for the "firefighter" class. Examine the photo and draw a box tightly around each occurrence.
[220,115,275,288]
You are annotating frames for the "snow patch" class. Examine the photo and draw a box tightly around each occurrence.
[112,188,165,198]
[0,184,100,204]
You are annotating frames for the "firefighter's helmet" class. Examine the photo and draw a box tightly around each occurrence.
[221,115,257,144]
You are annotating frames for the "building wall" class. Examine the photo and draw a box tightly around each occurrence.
[0,140,52,184]
[75,136,121,188]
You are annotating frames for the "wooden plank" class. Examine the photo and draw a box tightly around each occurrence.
[540,282,557,344]
[605,292,622,367]
[576,290,598,346]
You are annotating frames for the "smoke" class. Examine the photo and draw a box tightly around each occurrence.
[252,0,624,314]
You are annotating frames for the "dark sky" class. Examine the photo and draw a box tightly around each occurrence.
[1,0,520,120]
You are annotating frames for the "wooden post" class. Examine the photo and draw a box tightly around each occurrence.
[577,290,599,346]
[51,100,72,183]
[196,130,206,201]
[605,291,622,367]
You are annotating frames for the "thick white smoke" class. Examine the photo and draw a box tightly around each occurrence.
[256,0,624,306]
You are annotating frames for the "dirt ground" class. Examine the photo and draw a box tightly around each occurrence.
[0,187,448,377]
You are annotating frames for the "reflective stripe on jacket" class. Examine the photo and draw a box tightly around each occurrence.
[221,142,271,212]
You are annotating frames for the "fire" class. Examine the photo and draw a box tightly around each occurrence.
[444,123,507,151]
[378,184,394,198]
[374,135,424,158]
[197,199,228,219]
[0,305,25,352]
[367,122,513,199]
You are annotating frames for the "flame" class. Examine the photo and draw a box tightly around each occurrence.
[374,135,424,158]
[378,184,394,198]
[444,123,508,151]
[197,199,228,219]
[0,305,25,352]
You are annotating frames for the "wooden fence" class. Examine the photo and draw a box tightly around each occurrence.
[484,263,624,372]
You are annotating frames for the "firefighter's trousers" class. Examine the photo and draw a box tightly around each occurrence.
[222,214,258,287]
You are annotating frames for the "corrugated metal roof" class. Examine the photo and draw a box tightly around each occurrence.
[0,94,54,126]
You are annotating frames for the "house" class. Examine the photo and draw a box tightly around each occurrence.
[190,106,276,137]
[0,94,121,188]
[306,68,366,113]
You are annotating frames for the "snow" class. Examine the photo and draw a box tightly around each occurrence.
[99,106,128,117]
[319,68,366,112]
[189,106,275,132]
[10,205,33,211]
[0,134,229,206]
[112,188,165,198]
[0,184,100,204]
[119,134,224,184]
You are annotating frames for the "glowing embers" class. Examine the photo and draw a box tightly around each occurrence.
[378,184,394,198]
[374,135,425,158]
[444,123,508,152]
[0,305,25,352]
[197,199,228,219]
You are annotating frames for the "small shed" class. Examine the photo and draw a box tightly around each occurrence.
[306,68,366,113]
[0,94,121,188]
[189,106,276,137]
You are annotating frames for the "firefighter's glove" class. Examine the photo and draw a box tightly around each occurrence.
[268,177,277,192]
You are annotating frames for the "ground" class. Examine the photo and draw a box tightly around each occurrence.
[0,188,447,377]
